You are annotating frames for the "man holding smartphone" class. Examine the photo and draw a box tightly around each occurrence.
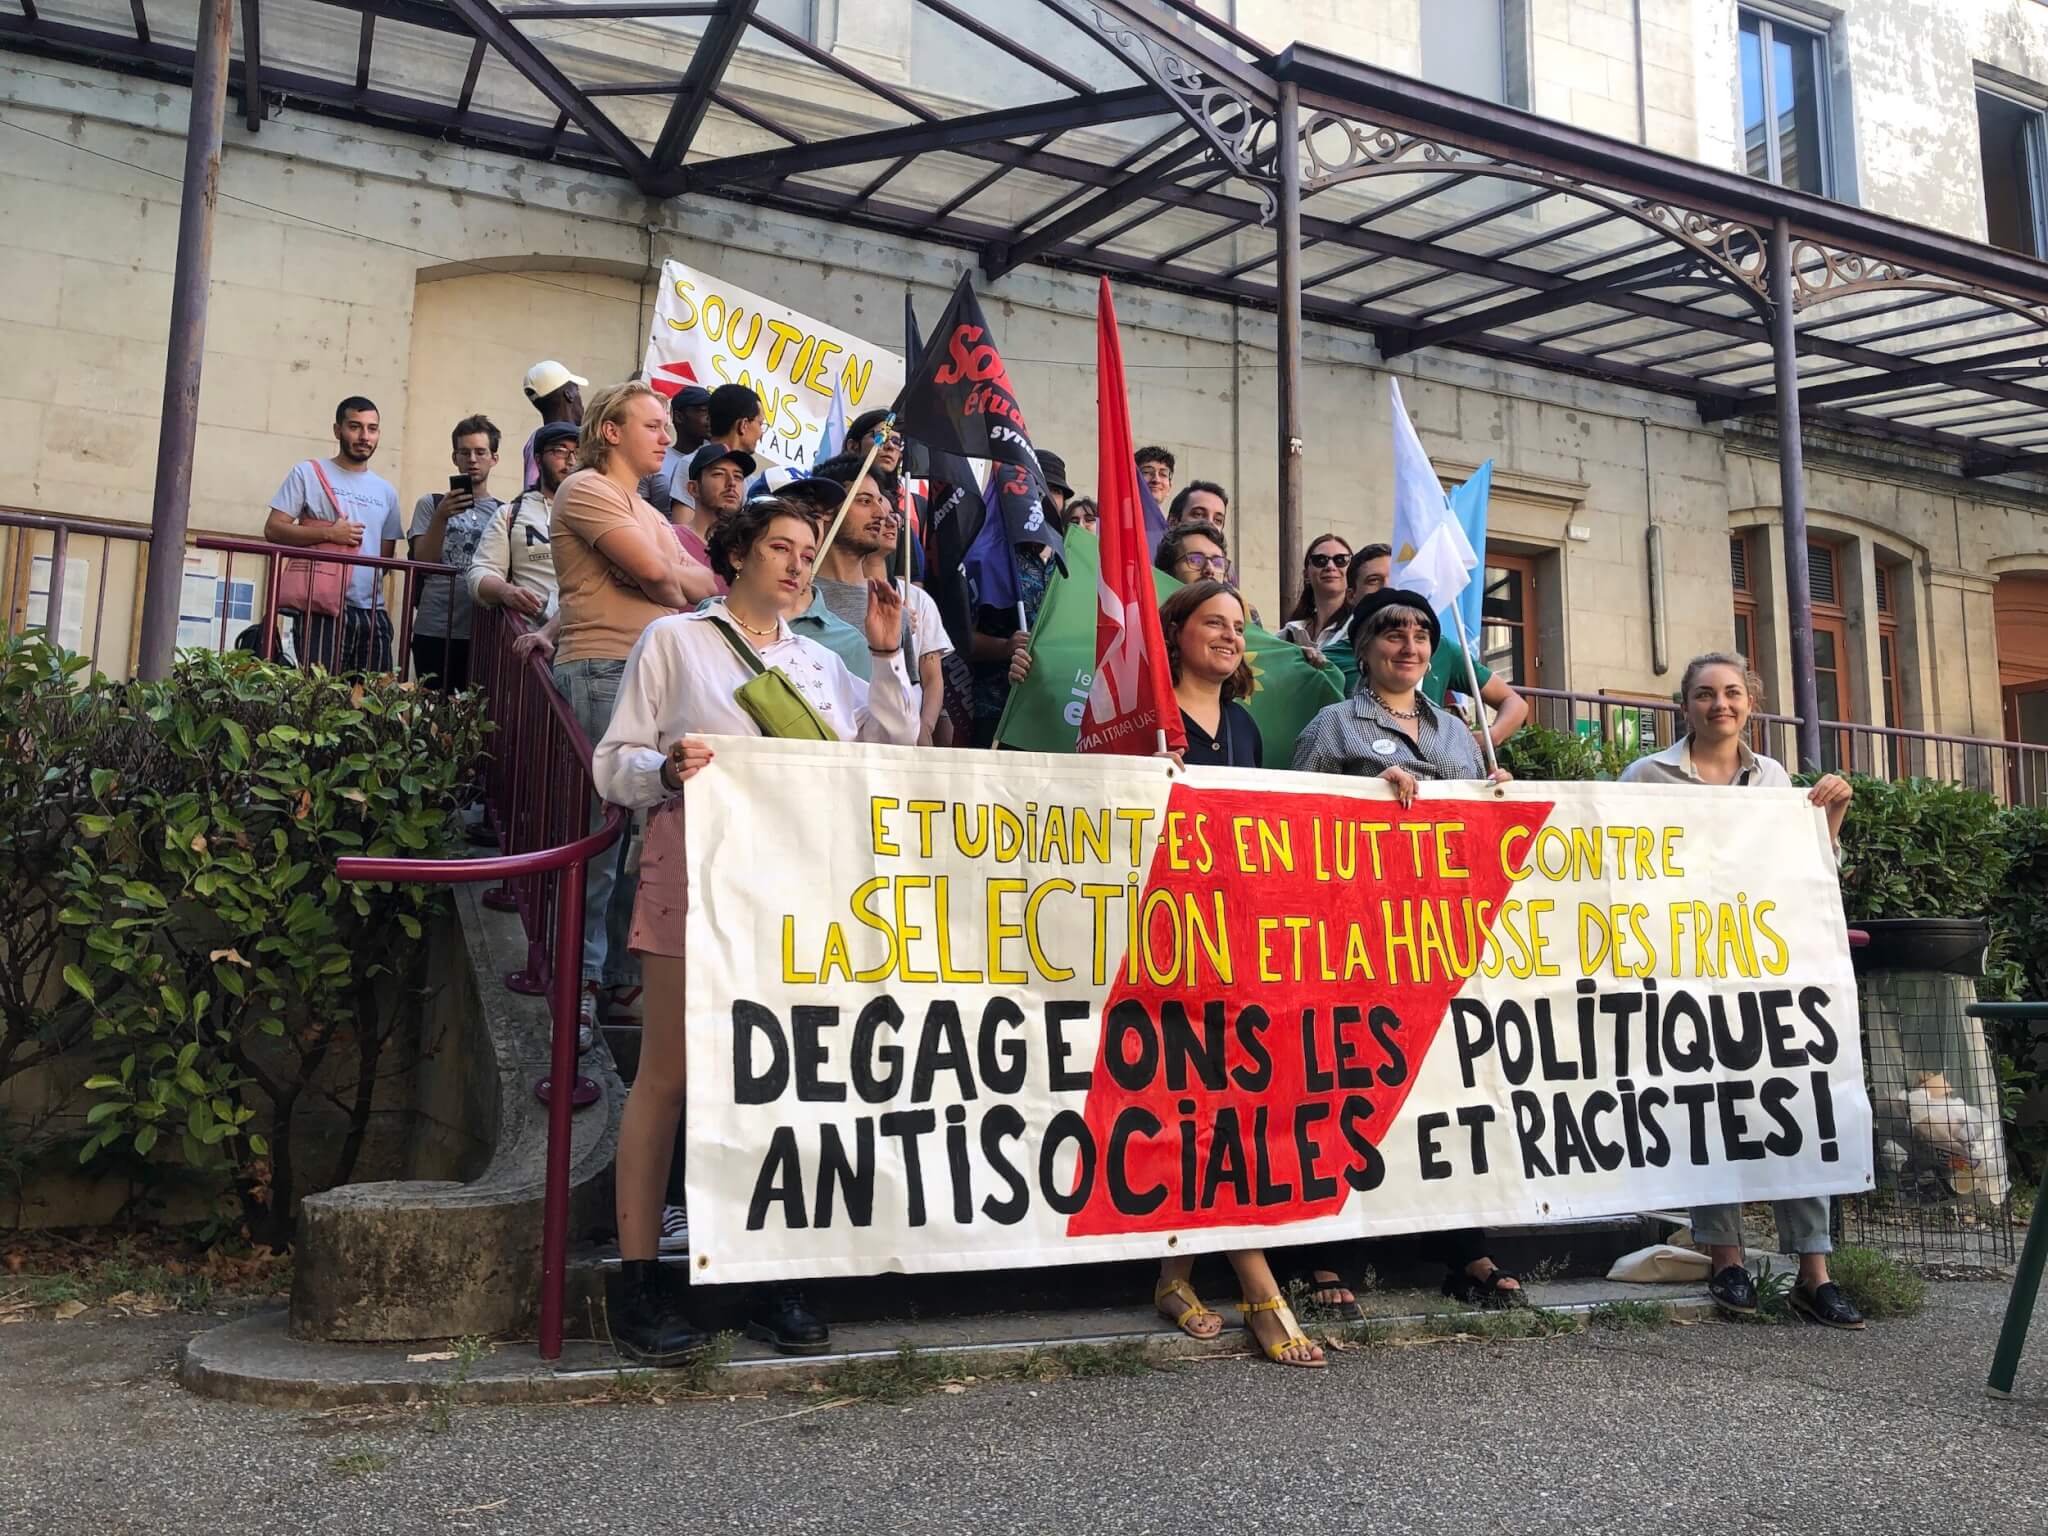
[407,414,504,690]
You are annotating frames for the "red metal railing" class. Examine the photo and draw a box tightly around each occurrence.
[1519,686,2048,806]
[192,534,454,678]
[338,602,623,1361]
[0,509,457,681]
[0,507,149,664]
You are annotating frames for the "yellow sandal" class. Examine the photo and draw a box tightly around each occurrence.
[1154,1277,1221,1339]
[1240,1295,1326,1368]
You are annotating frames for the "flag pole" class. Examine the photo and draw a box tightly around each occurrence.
[815,413,895,567]
[1449,603,1500,777]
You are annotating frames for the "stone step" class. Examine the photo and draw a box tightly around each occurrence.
[557,1213,1669,1342]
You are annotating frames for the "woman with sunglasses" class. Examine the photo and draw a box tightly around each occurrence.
[1154,519,1232,587]
[1278,533,1355,651]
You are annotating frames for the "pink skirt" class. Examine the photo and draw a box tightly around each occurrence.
[627,800,688,958]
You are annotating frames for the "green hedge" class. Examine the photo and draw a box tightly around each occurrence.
[1,633,485,1244]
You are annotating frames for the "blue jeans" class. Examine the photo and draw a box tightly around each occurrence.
[1691,1198,1831,1257]
[552,657,638,989]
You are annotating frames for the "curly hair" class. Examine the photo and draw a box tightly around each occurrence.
[707,496,815,584]
[1158,580,1255,702]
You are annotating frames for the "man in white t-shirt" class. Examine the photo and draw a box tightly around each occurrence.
[263,396,405,673]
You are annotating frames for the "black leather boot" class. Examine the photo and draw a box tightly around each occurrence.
[607,1259,710,1366]
[745,1288,831,1356]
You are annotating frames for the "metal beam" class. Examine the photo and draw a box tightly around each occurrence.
[1379,250,1700,358]
[1770,216,1822,774]
[1277,44,2048,310]
[1703,336,2048,420]
[984,129,1214,281]
[498,2,719,15]
[129,0,150,44]
[916,0,1096,96]
[1275,81,1304,623]
[649,0,756,175]
[354,11,374,96]
[137,0,230,681]
[237,0,260,130]
[685,85,1164,193]
[443,0,656,189]
[308,0,473,35]
[0,14,624,172]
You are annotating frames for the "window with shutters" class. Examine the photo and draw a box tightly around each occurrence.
[1731,532,1758,667]
[1808,538,1854,768]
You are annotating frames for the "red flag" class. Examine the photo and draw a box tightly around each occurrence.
[1078,279,1186,757]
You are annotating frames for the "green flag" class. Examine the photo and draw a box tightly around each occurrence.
[994,528,1343,761]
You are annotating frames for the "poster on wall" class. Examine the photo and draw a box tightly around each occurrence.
[683,738,1872,1284]
[641,260,904,469]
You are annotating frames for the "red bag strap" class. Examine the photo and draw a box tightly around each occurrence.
[306,459,346,521]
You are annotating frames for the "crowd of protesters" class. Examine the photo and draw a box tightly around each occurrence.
[262,367,1870,1368]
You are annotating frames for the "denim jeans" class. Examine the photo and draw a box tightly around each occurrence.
[552,656,638,989]
[1691,1198,1831,1256]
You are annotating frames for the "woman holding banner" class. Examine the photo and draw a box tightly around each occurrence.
[1290,588,1531,1309]
[591,496,919,1365]
[1144,580,1340,1367]
[1619,653,1864,1329]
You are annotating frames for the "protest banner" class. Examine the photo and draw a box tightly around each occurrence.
[641,260,903,468]
[684,739,1872,1284]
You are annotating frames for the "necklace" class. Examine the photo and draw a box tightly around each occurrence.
[726,606,777,639]
[1367,686,1420,721]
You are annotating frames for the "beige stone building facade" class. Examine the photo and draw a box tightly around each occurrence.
[1,0,2045,762]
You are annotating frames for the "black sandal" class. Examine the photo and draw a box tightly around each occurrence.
[1441,1266,1528,1310]
[1293,1269,1365,1323]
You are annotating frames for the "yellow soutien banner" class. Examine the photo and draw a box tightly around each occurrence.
[641,259,904,468]
[681,739,1875,1285]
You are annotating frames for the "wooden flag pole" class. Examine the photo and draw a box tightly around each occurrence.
[813,412,895,568]
[1448,602,1500,777]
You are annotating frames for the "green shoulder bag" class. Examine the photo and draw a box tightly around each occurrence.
[707,614,839,742]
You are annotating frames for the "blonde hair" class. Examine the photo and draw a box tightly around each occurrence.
[576,380,661,472]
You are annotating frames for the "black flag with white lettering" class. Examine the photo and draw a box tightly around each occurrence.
[894,274,1063,570]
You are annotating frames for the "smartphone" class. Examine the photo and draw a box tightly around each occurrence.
[449,473,472,496]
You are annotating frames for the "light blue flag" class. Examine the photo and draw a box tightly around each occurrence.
[817,380,850,463]
[1446,460,1492,648]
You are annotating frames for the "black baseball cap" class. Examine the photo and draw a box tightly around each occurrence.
[533,421,579,451]
[673,385,712,409]
[689,443,757,480]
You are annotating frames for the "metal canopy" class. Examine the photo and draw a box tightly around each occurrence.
[10,0,2048,482]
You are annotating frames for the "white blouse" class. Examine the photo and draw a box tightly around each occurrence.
[592,602,918,809]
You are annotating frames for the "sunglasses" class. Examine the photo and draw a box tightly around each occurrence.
[1306,551,1349,569]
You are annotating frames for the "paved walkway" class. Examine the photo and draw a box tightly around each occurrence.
[4,1283,2046,1534]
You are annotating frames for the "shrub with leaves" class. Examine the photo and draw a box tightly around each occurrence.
[0,634,111,1185]
[1987,803,2048,1179]
[58,651,485,1246]
[1496,721,1649,782]
[1833,775,2012,922]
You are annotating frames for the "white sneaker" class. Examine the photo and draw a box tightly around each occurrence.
[658,1206,690,1254]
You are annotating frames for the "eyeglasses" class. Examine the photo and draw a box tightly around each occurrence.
[1179,554,1231,575]
[1306,551,1348,569]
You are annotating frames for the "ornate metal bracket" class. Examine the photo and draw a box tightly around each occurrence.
[1069,0,1280,223]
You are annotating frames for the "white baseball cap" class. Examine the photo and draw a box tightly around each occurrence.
[523,360,588,400]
